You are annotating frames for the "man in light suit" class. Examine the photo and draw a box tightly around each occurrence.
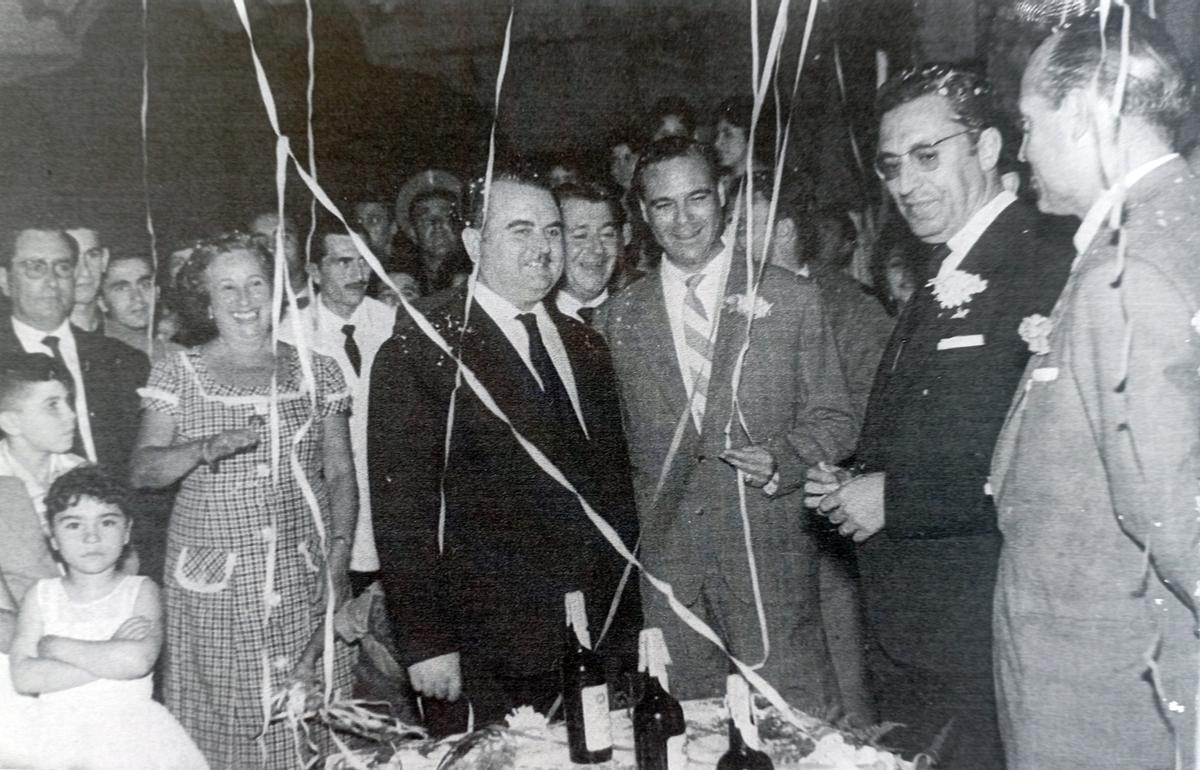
[603,137,856,709]
[990,12,1200,768]
[805,65,1071,767]
[369,171,640,735]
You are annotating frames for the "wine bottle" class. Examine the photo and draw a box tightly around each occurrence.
[561,591,613,764]
[716,674,773,770]
[633,628,687,770]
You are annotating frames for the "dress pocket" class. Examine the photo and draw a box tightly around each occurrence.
[173,545,237,594]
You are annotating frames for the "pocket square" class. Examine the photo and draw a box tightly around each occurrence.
[937,334,985,350]
[1031,366,1059,382]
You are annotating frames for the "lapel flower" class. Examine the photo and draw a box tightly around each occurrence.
[1191,309,1200,336]
[1018,314,1053,356]
[724,292,773,320]
[928,269,988,313]
[505,705,549,732]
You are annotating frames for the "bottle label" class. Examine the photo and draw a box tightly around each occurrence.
[580,684,612,751]
[666,733,687,769]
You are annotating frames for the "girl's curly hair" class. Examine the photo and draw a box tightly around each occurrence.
[44,464,132,529]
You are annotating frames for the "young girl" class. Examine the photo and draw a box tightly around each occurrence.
[0,465,208,770]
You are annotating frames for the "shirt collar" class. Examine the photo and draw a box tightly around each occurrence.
[556,288,608,319]
[316,294,366,328]
[1073,153,1180,255]
[941,190,1017,273]
[11,315,72,347]
[473,280,548,325]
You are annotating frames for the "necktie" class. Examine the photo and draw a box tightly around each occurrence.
[42,335,85,457]
[516,313,581,435]
[342,324,362,376]
[577,306,596,326]
[682,273,713,429]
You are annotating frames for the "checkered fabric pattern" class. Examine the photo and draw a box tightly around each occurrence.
[141,345,354,769]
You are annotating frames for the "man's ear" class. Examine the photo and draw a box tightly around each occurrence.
[1064,88,1095,143]
[0,266,8,299]
[976,126,1003,173]
[99,247,110,273]
[305,261,321,286]
[0,411,17,438]
[97,294,110,314]
[621,223,632,247]
[462,227,482,264]
[638,200,650,226]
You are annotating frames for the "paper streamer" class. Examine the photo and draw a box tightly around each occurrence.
[139,0,159,358]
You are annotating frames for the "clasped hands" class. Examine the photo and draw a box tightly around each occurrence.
[719,444,777,489]
[804,464,885,543]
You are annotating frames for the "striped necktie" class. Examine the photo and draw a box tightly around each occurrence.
[682,272,713,429]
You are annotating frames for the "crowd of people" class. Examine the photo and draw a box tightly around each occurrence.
[0,7,1198,770]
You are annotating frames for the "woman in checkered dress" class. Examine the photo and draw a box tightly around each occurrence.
[130,233,358,769]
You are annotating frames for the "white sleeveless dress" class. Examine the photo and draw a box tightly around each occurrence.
[0,575,209,770]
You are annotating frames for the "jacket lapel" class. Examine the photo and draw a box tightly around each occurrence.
[633,274,693,431]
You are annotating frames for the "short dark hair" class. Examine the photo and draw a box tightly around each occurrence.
[310,209,370,264]
[714,95,779,168]
[646,96,697,138]
[0,221,77,269]
[104,252,154,276]
[0,353,73,413]
[44,465,132,530]
[631,137,720,203]
[876,63,999,136]
[463,169,555,230]
[554,181,625,226]
[1031,8,1193,142]
[174,231,274,346]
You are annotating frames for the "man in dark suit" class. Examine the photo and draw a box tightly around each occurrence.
[992,13,1200,768]
[805,66,1071,767]
[0,220,149,471]
[603,137,857,709]
[551,181,628,326]
[369,172,640,734]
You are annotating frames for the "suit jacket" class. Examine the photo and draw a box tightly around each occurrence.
[368,286,640,677]
[603,255,858,606]
[990,158,1200,769]
[855,198,1072,671]
[0,477,58,619]
[0,322,149,471]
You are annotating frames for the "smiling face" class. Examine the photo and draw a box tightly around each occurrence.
[49,496,130,576]
[561,198,622,302]
[714,118,749,170]
[1,229,77,332]
[205,248,272,342]
[466,180,564,310]
[101,256,154,332]
[878,93,997,244]
[640,155,723,271]
[312,233,370,318]
[0,378,77,455]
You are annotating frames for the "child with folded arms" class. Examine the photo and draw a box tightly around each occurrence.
[1,465,207,770]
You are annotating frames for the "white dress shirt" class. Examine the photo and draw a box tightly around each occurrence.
[555,288,608,323]
[660,229,734,401]
[472,281,588,437]
[0,440,85,524]
[279,294,396,572]
[1072,153,1180,257]
[937,189,1018,278]
[11,317,96,462]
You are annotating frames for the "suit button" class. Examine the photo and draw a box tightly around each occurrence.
[696,507,704,517]
[696,455,706,464]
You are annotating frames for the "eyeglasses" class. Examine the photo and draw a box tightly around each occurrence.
[11,258,76,280]
[874,129,974,181]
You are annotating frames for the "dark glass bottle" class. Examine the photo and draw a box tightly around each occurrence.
[633,664,687,769]
[716,674,773,770]
[561,591,613,764]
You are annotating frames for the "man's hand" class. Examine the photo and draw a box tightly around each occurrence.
[719,445,777,487]
[408,652,462,701]
[804,463,848,509]
[814,472,886,543]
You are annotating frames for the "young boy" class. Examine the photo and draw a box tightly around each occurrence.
[0,353,84,664]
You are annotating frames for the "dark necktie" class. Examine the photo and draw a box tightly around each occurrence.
[576,306,596,326]
[341,324,362,376]
[516,313,581,435]
[42,335,86,457]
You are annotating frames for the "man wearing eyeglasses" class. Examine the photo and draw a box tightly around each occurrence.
[0,218,148,471]
[804,66,1071,768]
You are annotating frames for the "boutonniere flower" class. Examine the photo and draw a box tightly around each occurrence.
[505,705,549,733]
[1018,314,1053,356]
[928,270,988,315]
[1191,310,1200,336]
[724,292,773,320]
